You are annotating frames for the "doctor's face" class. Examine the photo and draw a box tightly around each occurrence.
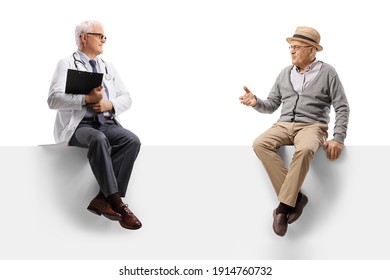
[81,24,106,59]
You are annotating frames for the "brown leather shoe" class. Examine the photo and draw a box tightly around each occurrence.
[273,209,288,236]
[287,194,308,224]
[87,197,122,221]
[118,203,142,230]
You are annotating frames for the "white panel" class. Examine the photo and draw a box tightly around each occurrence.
[0,146,388,259]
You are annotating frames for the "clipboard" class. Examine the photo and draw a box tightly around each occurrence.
[65,69,103,94]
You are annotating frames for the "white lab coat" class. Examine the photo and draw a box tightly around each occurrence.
[48,52,132,145]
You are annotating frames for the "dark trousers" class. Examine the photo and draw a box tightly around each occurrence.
[69,120,141,198]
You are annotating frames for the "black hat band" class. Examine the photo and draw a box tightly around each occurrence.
[293,34,318,44]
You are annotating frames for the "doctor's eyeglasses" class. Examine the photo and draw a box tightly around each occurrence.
[87,33,107,41]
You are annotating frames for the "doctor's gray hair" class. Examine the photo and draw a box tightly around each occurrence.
[75,20,103,49]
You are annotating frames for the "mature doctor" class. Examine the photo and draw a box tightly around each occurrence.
[48,20,142,230]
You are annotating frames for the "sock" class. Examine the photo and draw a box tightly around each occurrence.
[276,202,293,215]
[296,192,303,204]
[106,192,124,212]
[95,191,105,200]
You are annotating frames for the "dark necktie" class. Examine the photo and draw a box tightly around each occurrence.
[89,59,105,124]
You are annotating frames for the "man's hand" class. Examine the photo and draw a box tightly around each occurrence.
[323,140,344,161]
[85,86,104,104]
[87,100,113,113]
[239,86,257,107]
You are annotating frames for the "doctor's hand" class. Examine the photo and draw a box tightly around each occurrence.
[85,86,104,104]
[323,140,344,161]
[239,86,257,107]
[88,100,113,113]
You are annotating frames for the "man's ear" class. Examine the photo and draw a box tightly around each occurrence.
[80,33,87,44]
[310,47,317,56]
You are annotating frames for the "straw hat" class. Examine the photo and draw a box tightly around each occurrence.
[286,26,323,51]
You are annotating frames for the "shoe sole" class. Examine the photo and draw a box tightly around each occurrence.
[87,206,122,221]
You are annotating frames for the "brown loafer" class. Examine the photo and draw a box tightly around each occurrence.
[273,209,288,237]
[287,194,308,224]
[118,203,142,230]
[87,197,122,221]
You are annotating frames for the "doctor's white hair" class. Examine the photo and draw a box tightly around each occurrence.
[75,20,103,49]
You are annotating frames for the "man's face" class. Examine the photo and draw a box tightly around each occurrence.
[289,40,316,70]
[82,24,106,58]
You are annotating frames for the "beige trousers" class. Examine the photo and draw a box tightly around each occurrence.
[252,122,328,207]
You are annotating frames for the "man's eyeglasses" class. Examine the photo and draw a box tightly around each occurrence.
[289,45,312,51]
[87,33,107,40]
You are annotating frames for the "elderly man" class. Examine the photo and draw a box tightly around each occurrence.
[239,26,349,236]
[48,20,142,230]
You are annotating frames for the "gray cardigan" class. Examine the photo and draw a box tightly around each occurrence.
[253,62,350,143]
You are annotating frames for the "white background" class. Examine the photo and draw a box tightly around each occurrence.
[1,2,390,277]
[1,0,388,146]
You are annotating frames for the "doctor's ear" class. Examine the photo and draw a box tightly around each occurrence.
[80,33,88,43]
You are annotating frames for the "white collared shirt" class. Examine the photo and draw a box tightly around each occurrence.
[77,51,111,118]
[290,59,323,94]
